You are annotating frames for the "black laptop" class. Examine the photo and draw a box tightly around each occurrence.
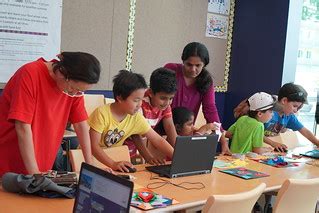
[301,149,319,159]
[146,135,219,178]
[73,163,134,213]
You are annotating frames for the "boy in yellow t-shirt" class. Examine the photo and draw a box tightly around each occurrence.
[88,70,174,173]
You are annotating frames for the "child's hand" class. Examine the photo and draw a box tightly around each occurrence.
[145,156,166,165]
[103,166,114,174]
[221,145,232,156]
[148,158,166,165]
[111,161,133,172]
[270,141,288,152]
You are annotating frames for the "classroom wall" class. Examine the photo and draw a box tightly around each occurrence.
[222,0,290,128]
[0,0,290,130]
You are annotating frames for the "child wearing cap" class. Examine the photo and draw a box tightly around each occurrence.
[225,92,275,154]
[264,83,319,152]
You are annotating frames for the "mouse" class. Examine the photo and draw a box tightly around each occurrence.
[123,165,136,173]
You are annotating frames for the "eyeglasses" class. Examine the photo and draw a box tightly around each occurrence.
[63,79,84,97]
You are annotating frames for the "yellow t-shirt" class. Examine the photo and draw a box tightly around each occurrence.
[88,104,151,147]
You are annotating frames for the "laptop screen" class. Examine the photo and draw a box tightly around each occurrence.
[73,163,133,213]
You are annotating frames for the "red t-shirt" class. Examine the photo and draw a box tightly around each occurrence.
[123,90,172,157]
[0,58,88,176]
[141,90,172,128]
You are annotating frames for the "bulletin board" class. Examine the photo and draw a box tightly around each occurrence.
[130,0,235,92]
[1,0,235,92]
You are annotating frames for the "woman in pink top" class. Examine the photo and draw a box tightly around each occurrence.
[164,42,231,155]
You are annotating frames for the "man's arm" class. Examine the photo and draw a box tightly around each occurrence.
[15,120,40,174]
[73,121,93,164]
[299,127,319,146]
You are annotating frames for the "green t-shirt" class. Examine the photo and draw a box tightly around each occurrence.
[228,115,264,154]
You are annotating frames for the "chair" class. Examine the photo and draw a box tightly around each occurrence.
[105,97,115,104]
[273,178,319,213]
[69,145,130,172]
[202,183,266,213]
[83,94,105,115]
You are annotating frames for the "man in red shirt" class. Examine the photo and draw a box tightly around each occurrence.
[0,52,101,176]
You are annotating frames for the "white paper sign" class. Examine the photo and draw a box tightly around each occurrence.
[0,0,62,82]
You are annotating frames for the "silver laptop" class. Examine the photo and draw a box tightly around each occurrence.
[146,135,219,178]
[73,163,133,213]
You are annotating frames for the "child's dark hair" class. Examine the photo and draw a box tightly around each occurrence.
[181,42,213,94]
[113,70,147,100]
[53,52,100,84]
[150,68,177,94]
[247,109,269,119]
[278,83,308,103]
[172,107,194,127]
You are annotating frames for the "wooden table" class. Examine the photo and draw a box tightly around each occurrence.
[1,155,319,213]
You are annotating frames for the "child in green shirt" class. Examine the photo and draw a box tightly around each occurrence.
[226,92,275,154]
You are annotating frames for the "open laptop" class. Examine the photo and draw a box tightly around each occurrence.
[146,134,219,178]
[73,163,134,213]
[301,149,319,159]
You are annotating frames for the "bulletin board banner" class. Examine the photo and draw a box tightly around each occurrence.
[0,0,62,83]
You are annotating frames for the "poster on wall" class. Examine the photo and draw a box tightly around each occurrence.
[0,0,62,83]
[206,13,228,39]
[207,0,230,15]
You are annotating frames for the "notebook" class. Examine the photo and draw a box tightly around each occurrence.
[146,134,219,178]
[73,163,134,213]
[301,149,319,159]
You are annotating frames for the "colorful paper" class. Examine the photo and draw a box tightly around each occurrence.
[130,188,179,210]
[259,156,299,168]
[220,167,269,180]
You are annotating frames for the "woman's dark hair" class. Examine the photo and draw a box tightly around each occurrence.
[181,42,212,94]
[53,52,101,84]
[150,67,177,94]
[113,70,147,100]
[172,107,194,128]
[278,82,308,104]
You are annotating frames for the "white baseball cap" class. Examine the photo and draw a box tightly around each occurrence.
[248,92,275,111]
